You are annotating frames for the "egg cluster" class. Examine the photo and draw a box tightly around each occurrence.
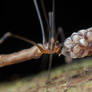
[62,27,92,58]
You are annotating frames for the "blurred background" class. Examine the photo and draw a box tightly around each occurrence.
[0,0,92,82]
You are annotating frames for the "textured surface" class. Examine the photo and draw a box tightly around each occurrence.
[62,27,92,59]
[0,57,92,92]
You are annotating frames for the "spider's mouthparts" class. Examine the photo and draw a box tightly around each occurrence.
[58,48,65,56]
[58,51,63,56]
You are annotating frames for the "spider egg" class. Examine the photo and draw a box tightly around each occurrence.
[81,50,88,58]
[87,27,92,32]
[64,37,72,49]
[86,31,92,41]
[79,38,88,46]
[71,33,81,43]
[78,29,87,36]
[70,52,77,58]
[72,44,81,54]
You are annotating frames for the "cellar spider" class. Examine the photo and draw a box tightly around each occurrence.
[0,0,92,85]
[0,0,68,68]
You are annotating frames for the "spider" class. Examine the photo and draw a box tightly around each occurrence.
[0,0,92,81]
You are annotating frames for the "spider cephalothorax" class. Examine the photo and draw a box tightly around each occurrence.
[41,41,62,55]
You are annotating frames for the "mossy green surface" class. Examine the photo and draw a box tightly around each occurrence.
[0,57,92,92]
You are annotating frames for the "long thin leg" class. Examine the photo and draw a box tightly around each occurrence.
[40,0,51,42]
[47,10,55,84]
[56,28,73,92]
[56,27,72,63]
[33,0,46,44]
[55,27,65,43]
[46,0,56,84]
[0,32,11,44]
[0,32,44,52]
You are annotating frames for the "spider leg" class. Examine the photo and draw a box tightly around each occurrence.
[56,28,73,92]
[55,27,65,42]
[0,32,44,52]
[0,32,11,44]
[56,27,72,63]
[33,0,47,45]
[47,0,56,82]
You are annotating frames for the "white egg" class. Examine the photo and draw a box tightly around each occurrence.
[87,27,92,32]
[72,34,81,43]
[86,31,92,41]
[78,29,87,36]
[79,38,88,46]
[70,52,77,58]
[64,37,72,49]
[72,44,81,54]
[81,50,88,58]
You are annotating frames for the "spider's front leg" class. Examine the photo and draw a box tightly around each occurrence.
[0,32,48,67]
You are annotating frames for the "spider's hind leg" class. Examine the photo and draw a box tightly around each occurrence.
[0,32,45,53]
[55,27,65,42]
[0,32,11,44]
[56,27,74,92]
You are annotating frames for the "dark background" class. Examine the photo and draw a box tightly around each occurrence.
[0,0,92,81]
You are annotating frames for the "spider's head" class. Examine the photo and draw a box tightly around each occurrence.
[54,41,62,54]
